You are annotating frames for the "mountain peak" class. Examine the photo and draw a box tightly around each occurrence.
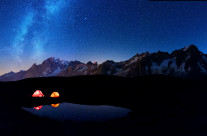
[32,63,37,66]
[46,57,60,62]
[87,61,93,65]
[43,57,70,66]
[183,44,198,52]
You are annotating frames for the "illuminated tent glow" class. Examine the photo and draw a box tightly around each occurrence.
[50,92,60,98]
[32,90,44,97]
[34,105,42,110]
[51,103,60,107]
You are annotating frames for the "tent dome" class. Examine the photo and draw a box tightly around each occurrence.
[32,90,44,97]
[50,92,60,98]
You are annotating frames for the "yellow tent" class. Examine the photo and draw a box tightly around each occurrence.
[50,92,60,98]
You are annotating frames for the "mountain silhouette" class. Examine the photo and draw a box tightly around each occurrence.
[1,45,207,81]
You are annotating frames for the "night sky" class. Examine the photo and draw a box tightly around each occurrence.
[1,0,207,75]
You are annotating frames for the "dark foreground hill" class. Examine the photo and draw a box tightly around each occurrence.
[0,75,207,136]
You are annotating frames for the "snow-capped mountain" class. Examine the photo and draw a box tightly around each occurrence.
[0,57,98,81]
[97,45,207,78]
[24,57,70,78]
[0,71,15,81]
[0,57,70,81]
[58,61,98,77]
[1,45,207,81]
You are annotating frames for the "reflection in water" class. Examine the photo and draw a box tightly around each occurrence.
[51,103,60,107]
[34,105,43,110]
[23,103,131,122]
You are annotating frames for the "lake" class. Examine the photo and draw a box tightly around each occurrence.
[22,102,131,122]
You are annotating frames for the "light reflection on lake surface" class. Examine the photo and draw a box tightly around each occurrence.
[51,103,59,107]
[22,103,131,122]
[33,105,42,110]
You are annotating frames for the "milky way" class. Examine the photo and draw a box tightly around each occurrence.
[12,0,69,62]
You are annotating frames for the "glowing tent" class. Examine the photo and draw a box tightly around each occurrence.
[51,103,60,107]
[34,105,42,110]
[50,92,60,98]
[32,90,44,97]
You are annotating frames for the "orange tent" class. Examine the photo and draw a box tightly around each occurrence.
[32,90,44,97]
[51,103,60,107]
[50,92,60,98]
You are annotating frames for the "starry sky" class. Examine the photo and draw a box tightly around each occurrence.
[1,0,207,75]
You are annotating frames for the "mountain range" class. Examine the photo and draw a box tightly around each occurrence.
[1,45,207,81]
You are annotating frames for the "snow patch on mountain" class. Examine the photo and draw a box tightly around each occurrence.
[151,59,175,74]
[178,62,186,72]
[127,54,148,66]
[129,56,138,64]
[169,59,177,69]
[198,62,206,73]
[78,66,88,72]
[46,67,62,77]
[49,57,70,66]
[42,68,51,76]
[183,46,190,51]
[186,55,191,60]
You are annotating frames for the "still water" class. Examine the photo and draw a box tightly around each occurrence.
[22,102,131,122]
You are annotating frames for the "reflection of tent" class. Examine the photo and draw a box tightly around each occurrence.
[34,105,42,110]
[50,92,60,98]
[51,103,60,107]
[32,90,44,97]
